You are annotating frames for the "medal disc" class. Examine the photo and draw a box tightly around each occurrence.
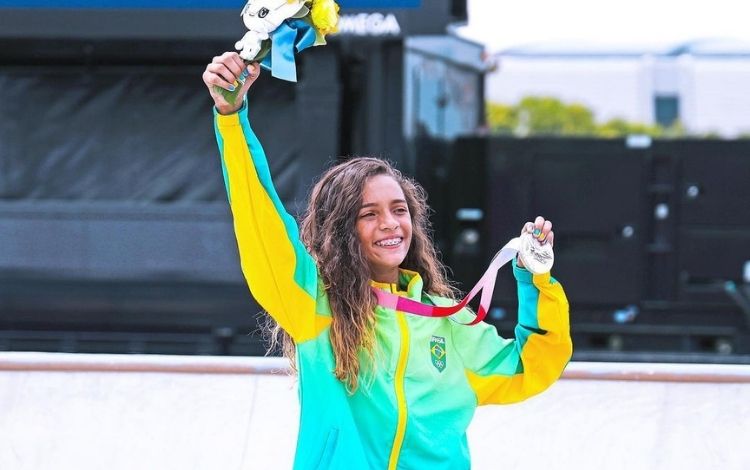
[517,232,554,274]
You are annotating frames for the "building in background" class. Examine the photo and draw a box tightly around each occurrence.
[404,35,486,140]
[487,39,750,137]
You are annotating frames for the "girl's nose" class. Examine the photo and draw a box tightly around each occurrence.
[380,215,399,231]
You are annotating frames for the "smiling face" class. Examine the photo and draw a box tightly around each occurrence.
[355,174,413,284]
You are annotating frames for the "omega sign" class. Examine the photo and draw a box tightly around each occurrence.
[337,13,402,36]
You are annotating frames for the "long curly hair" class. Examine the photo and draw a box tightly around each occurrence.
[265,157,456,392]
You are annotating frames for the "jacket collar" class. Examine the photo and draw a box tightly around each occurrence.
[370,269,423,301]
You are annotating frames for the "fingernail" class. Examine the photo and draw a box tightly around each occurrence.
[538,232,547,241]
[228,85,236,92]
[241,68,249,79]
[533,228,541,237]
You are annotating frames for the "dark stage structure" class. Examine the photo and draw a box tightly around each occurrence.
[418,136,750,361]
[2,1,749,362]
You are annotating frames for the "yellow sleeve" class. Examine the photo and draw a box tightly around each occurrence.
[214,103,331,343]
[453,261,573,405]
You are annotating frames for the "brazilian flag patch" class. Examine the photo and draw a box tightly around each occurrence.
[430,335,446,372]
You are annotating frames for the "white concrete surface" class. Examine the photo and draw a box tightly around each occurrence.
[1,353,749,470]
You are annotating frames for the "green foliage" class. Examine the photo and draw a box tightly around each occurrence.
[486,96,689,138]
[486,102,516,135]
[515,97,597,136]
[597,118,663,138]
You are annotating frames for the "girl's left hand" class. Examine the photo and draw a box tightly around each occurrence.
[521,216,554,246]
[518,216,554,268]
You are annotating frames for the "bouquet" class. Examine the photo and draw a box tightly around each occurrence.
[219,0,340,101]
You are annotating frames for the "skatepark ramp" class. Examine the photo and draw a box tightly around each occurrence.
[1,353,748,470]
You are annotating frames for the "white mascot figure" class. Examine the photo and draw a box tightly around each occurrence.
[235,0,310,61]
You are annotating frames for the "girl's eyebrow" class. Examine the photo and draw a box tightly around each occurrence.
[360,199,407,209]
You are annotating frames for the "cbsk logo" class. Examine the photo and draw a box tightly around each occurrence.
[430,335,446,372]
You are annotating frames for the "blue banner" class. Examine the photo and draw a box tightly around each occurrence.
[0,1,239,7]
[338,0,420,7]
[0,0,421,8]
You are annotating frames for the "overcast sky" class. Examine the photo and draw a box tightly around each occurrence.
[457,0,750,52]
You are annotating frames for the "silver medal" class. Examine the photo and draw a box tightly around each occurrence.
[516,232,554,274]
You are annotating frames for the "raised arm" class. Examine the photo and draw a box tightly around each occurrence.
[204,53,329,344]
[451,217,572,405]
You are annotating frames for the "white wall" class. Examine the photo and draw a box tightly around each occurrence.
[688,59,750,136]
[487,53,750,137]
[2,353,750,470]
[487,57,651,123]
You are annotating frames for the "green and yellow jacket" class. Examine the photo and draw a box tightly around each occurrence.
[214,103,572,470]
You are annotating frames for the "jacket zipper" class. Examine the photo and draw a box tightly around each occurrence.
[387,312,410,470]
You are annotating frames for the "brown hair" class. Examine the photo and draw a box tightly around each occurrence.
[266,157,455,392]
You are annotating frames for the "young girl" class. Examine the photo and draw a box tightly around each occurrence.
[203,52,572,470]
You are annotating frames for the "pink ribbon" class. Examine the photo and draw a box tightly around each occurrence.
[372,238,521,326]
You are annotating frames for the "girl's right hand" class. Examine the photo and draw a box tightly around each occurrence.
[202,52,261,115]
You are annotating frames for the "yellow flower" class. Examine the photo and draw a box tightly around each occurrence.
[311,0,340,36]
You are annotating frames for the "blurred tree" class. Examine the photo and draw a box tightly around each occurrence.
[514,97,597,136]
[485,102,516,135]
[597,118,663,138]
[486,96,689,138]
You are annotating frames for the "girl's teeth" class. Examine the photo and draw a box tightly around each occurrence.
[378,238,401,247]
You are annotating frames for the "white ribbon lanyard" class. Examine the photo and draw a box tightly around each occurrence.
[372,233,554,325]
